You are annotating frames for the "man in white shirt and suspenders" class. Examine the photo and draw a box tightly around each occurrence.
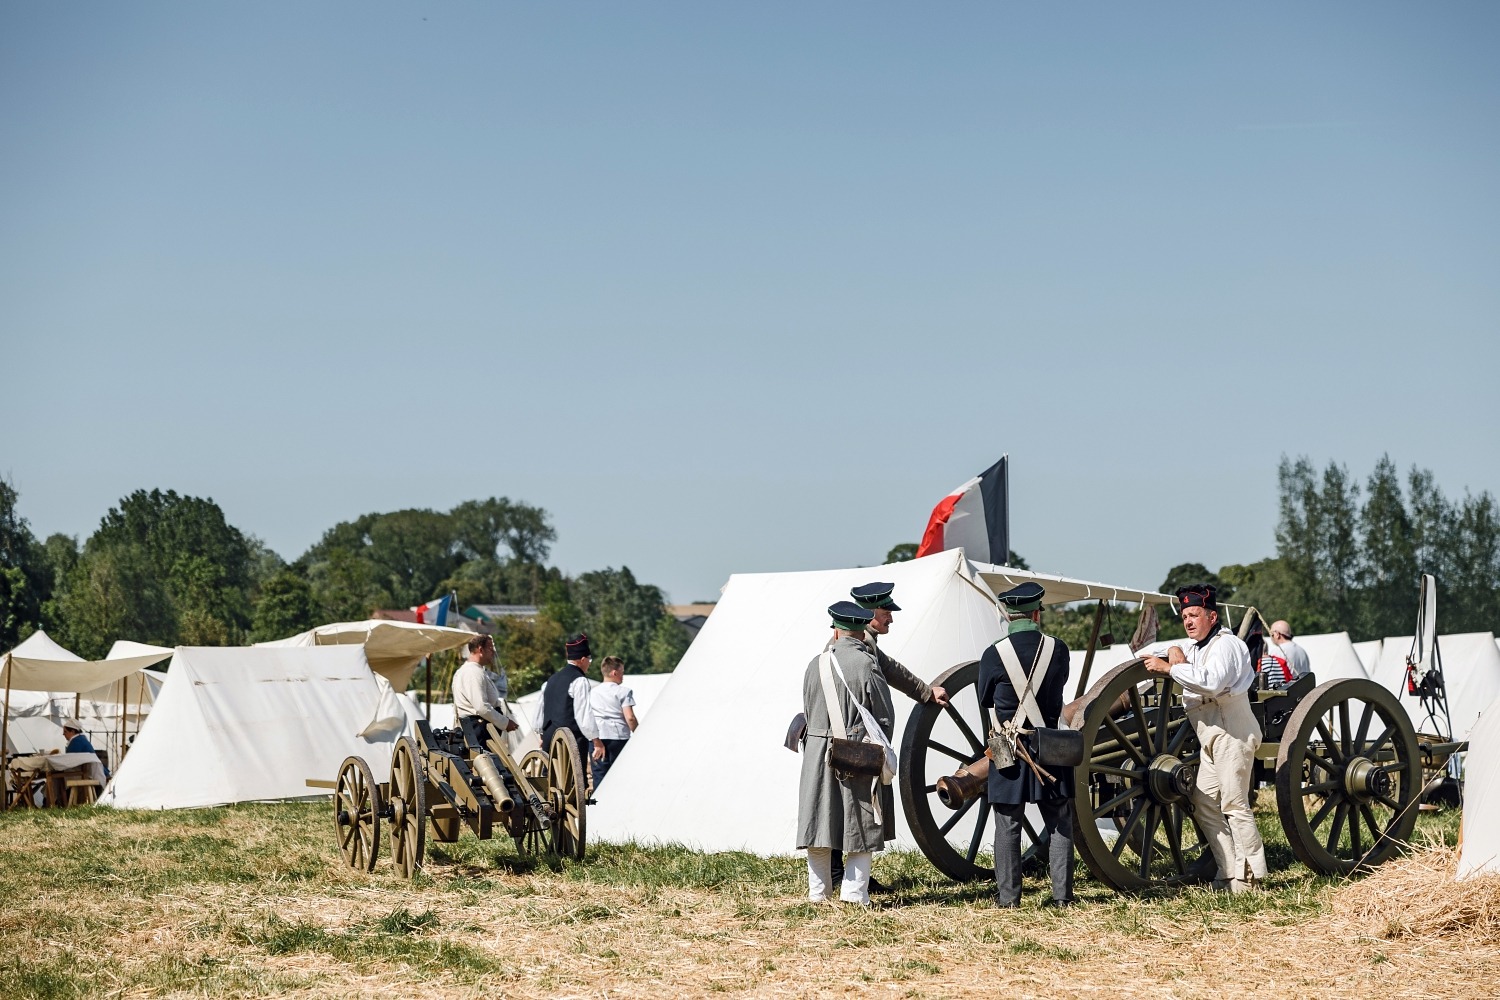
[1143,584,1267,892]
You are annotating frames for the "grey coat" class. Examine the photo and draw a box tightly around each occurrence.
[797,636,896,852]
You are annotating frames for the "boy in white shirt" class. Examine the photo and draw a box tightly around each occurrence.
[589,655,638,788]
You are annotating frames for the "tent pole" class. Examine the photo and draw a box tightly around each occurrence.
[2,656,12,764]
[1074,600,1107,700]
[424,655,431,721]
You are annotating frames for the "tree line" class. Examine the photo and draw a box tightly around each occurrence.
[0,483,691,697]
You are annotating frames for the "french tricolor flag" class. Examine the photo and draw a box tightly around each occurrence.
[411,593,452,626]
[914,456,1011,565]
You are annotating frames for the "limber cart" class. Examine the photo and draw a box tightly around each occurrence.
[900,587,1466,892]
[333,718,589,877]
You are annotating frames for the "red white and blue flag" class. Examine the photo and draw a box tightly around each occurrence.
[914,456,1011,565]
[411,593,452,626]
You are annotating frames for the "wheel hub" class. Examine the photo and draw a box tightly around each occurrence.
[391,796,407,828]
[1343,757,1390,801]
[1146,754,1194,804]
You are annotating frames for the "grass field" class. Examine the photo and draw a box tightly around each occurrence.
[0,800,1493,999]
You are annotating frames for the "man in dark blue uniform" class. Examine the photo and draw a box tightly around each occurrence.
[539,633,605,766]
[977,581,1075,908]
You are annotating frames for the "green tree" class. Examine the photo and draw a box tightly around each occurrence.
[569,566,666,674]
[1447,491,1500,633]
[886,543,918,563]
[649,614,693,673]
[0,478,47,649]
[1159,563,1229,601]
[1355,456,1416,640]
[250,570,322,642]
[496,612,567,697]
[53,544,175,658]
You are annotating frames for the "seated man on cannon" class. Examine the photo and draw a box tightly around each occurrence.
[452,635,518,734]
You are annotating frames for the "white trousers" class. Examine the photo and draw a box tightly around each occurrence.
[806,847,872,905]
[1189,695,1267,888]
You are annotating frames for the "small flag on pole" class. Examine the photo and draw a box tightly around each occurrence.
[914,456,1011,564]
[411,593,452,626]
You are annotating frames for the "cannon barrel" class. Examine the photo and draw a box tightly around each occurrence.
[935,755,991,809]
[471,752,516,814]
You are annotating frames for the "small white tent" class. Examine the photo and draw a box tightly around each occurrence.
[1353,639,1383,675]
[1458,694,1500,879]
[1370,632,1500,741]
[1292,632,1369,682]
[100,645,416,810]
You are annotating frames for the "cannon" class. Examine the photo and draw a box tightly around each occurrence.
[333,718,589,877]
[900,592,1466,892]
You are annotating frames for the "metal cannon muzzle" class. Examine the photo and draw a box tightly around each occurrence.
[471,752,516,813]
[935,756,991,809]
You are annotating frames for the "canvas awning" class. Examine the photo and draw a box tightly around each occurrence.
[256,619,474,690]
[968,563,1174,607]
[0,630,173,693]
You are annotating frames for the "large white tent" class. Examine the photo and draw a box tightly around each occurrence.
[1370,632,1500,741]
[588,551,1170,856]
[100,645,417,810]
[1353,639,1383,675]
[1292,631,1369,682]
[1458,694,1500,879]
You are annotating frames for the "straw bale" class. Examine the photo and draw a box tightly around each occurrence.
[1330,843,1500,944]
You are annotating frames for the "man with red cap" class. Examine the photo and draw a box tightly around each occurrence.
[538,633,606,767]
[1142,584,1266,891]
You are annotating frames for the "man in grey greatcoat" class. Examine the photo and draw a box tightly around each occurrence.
[798,601,893,906]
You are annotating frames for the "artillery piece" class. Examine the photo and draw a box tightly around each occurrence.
[900,586,1466,892]
[333,718,589,877]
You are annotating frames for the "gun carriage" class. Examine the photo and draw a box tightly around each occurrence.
[899,576,1466,892]
[333,719,589,877]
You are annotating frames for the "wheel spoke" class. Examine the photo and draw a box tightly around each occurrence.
[1093,783,1143,820]
[1338,701,1353,759]
[1327,801,1349,854]
[1089,763,1144,781]
[966,804,989,864]
[1299,779,1339,796]
[938,794,980,836]
[1366,724,1395,761]
[1306,751,1339,775]
[1307,794,1339,832]
[1128,685,1153,752]
[944,704,985,754]
[1166,720,1191,755]
[1359,804,1385,850]
[1316,719,1343,763]
[1103,716,1148,766]
[1354,701,1374,749]
[1138,806,1160,877]
[1372,792,1401,811]
[1350,801,1362,856]
[1112,799,1147,859]
[929,740,972,763]
[1153,683,1170,755]
[1163,803,1185,872]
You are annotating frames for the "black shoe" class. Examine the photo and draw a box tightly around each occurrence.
[868,876,890,894]
[1042,897,1076,908]
[994,900,1020,909]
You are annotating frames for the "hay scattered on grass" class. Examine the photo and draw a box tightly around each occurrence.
[1330,843,1500,944]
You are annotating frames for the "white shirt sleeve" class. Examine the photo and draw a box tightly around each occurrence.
[1169,633,1253,700]
[533,696,545,733]
[570,675,600,740]
[452,663,512,729]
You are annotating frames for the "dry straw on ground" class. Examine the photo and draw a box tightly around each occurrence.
[1329,841,1500,945]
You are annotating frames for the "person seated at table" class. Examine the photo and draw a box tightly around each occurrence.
[60,719,108,779]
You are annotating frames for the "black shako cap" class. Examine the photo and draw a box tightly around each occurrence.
[564,632,592,660]
[851,582,901,611]
[828,601,875,630]
[1176,584,1218,611]
[996,581,1045,612]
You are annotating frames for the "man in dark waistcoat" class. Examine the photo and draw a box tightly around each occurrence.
[540,632,605,766]
[977,581,1076,908]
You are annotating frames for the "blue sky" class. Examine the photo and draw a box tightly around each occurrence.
[3,3,1497,603]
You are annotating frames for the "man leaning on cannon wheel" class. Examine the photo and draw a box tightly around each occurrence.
[1142,584,1267,892]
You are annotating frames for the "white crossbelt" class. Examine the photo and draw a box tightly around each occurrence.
[989,635,1055,734]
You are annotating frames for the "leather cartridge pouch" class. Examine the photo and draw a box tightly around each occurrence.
[827,737,886,779]
[1033,726,1085,768]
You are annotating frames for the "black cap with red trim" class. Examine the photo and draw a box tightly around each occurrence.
[1175,584,1218,611]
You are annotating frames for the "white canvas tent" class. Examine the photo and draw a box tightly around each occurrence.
[510,671,677,754]
[1458,694,1500,879]
[589,551,1171,856]
[1370,632,1500,741]
[100,645,419,810]
[1353,639,1383,675]
[1292,632,1369,682]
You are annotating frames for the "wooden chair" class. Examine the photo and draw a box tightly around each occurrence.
[6,770,45,810]
[64,776,102,806]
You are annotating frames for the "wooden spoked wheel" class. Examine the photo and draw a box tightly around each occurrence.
[515,749,555,856]
[1275,678,1422,875]
[1071,660,1206,893]
[898,660,1048,882]
[389,736,428,879]
[334,756,381,872]
[548,730,588,861]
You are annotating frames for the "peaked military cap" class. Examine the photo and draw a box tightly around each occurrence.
[828,601,875,631]
[564,632,592,660]
[1176,584,1217,611]
[996,581,1045,613]
[851,581,901,611]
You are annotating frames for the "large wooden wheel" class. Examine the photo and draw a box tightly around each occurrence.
[548,730,588,861]
[389,736,428,879]
[334,755,381,872]
[1275,678,1422,875]
[1071,660,1206,893]
[898,660,1049,882]
[515,749,556,856]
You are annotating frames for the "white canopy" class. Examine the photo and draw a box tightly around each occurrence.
[3,714,67,755]
[257,619,474,690]
[1370,632,1500,741]
[1352,639,1383,675]
[0,630,172,693]
[1459,694,1500,879]
[100,644,419,810]
[970,563,1173,607]
[588,550,1006,855]
[1292,632,1369,682]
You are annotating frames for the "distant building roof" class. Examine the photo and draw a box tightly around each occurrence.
[666,604,717,619]
[464,604,540,624]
